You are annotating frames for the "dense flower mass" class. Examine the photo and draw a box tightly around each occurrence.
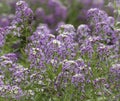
[0,0,120,101]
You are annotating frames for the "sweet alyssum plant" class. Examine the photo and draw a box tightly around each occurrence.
[0,0,120,101]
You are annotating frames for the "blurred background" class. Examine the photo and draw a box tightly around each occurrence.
[0,0,115,31]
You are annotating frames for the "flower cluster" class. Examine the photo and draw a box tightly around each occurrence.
[0,53,25,99]
[109,64,120,91]
[87,8,116,45]
[13,0,33,24]
[55,59,91,90]
[27,24,79,68]
[8,0,33,37]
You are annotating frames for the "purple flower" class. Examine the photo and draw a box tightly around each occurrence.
[71,73,85,86]
[44,14,56,25]
[97,44,110,56]
[107,16,115,26]
[0,28,6,47]
[35,8,45,20]
[87,8,108,25]
[76,24,91,45]
[108,64,120,91]
[16,0,28,11]
[24,7,33,18]
[55,59,89,90]
[4,53,18,62]
[93,78,108,89]
[80,42,94,57]
[110,64,120,77]
[56,24,75,35]
[13,0,33,24]
[0,17,9,27]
